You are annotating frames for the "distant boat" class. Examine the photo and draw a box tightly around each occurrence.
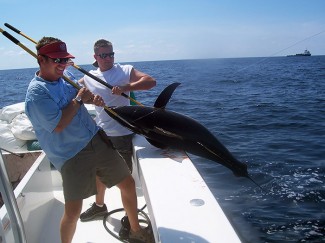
[287,49,311,57]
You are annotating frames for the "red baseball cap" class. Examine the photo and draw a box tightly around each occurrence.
[38,42,75,59]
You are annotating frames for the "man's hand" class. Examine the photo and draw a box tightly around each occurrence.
[77,87,105,106]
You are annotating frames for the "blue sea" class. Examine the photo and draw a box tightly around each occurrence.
[1,56,324,242]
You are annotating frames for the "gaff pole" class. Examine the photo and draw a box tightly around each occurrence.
[4,23,143,106]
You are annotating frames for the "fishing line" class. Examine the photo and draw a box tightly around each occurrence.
[196,141,264,190]
[235,29,325,73]
[217,29,325,191]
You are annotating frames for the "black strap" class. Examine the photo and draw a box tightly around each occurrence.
[97,129,114,148]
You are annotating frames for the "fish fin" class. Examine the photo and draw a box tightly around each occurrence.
[146,138,168,149]
[154,82,181,108]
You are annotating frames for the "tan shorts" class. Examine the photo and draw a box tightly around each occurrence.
[61,133,130,201]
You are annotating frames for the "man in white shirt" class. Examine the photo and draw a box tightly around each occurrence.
[79,39,156,241]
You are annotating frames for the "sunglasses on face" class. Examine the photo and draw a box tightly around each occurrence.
[42,55,71,64]
[50,57,71,64]
[97,52,115,59]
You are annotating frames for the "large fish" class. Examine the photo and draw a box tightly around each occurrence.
[105,83,258,184]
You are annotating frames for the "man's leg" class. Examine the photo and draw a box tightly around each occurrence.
[79,178,108,222]
[116,175,141,232]
[117,175,155,242]
[80,134,133,222]
[60,199,83,243]
[95,176,106,205]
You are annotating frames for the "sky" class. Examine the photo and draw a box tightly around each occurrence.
[0,0,324,70]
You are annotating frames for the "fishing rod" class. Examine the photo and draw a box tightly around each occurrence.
[0,27,137,130]
[4,23,143,106]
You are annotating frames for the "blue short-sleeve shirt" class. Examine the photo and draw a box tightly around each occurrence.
[25,72,99,171]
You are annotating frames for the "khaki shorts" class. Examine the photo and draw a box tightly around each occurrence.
[61,133,130,201]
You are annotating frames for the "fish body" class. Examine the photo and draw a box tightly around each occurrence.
[105,83,249,178]
[110,105,248,177]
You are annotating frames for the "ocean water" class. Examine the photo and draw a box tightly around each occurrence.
[1,56,324,242]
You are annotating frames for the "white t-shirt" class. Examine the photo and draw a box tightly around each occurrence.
[83,63,133,136]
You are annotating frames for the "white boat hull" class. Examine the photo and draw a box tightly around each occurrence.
[1,102,241,242]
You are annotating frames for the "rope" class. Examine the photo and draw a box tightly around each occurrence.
[102,204,151,242]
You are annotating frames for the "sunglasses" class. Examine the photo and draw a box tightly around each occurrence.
[50,57,71,64]
[97,52,115,59]
[42,55,71,64]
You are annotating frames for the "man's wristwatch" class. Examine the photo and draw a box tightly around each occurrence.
[74,96,83,105]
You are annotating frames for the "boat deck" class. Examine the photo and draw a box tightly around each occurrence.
[53,171,148,243]
[1,151,148,243]
[1,135,241,243]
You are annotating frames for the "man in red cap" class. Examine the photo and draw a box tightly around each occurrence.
[25,37,153,243]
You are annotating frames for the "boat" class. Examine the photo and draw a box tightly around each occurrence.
[0,102,242,242]
[287,49,311,57]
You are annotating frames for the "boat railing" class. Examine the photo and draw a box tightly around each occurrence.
[0,151,27,243]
